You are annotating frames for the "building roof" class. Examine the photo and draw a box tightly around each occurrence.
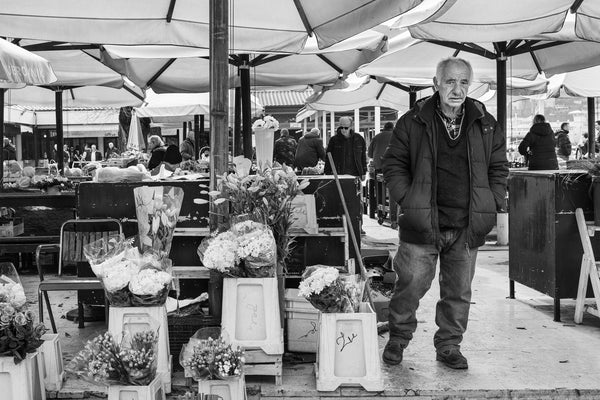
[253,89,313,107]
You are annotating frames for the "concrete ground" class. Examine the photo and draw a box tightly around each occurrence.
[16,217,600,399]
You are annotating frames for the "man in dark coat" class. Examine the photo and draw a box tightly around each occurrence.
[555,122,572,162]
[381,57,508,370]
[3,138,17,161]
[324,116,367,180]
[295,128,326,170]
[273,128,297,167]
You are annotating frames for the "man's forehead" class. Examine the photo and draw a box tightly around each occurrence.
[440,64,470,79]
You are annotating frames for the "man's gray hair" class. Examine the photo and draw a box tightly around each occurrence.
[149,135,164,147]
[435,57,473,82]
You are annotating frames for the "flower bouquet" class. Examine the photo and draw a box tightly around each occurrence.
[30,175,73,192]
[197,220,276,277]
[84,235,173,307]
[180,334,245,381]
[67,330,158,386]
[0,264,47,363]
[298,265,362,313]
[134,185,184,258]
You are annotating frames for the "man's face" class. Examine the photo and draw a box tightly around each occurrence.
[91,145,97,151]
[564,124,570,132]
[434,62,471,111]
[108,143,114,149]
[339,120,352,138]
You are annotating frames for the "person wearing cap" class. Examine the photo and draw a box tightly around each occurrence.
[324,116,367,180]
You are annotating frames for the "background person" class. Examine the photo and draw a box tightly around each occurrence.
[273,128,297,167]
[147,134,182,174]
[2,138,16,161]
[295,128,326,171]
[368,121,398,228]
[105,142,119,159]
[180,131,196,161]
[555,122,572,163]
[324,116,367,180]
[381,57,509,370]
[517,114,558,170]
[84,144,103,162]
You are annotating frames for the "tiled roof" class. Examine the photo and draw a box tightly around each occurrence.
[253,89,314,107]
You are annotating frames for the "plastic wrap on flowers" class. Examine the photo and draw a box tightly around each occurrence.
[180,329,244,381]
[134,185,184,257]
[128,254,173,306]
[232,220,276,277]
[119,329,159,385]
[298,265,360,313]
[197,231,240,275]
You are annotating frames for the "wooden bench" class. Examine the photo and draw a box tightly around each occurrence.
[0,235,60,270]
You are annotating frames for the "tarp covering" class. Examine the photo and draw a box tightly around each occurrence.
[0,37,56,87]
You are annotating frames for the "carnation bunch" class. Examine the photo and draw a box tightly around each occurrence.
[298,265,361,313]
[181,336,245,381]
[67,330,158,386]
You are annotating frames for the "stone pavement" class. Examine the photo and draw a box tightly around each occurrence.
[17,217,600,399]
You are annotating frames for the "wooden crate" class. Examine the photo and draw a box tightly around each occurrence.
[315,302,383,392]
[244,349,282,386]
[221,278,284,355]
[197,376,246,400]
[108,306,172,393]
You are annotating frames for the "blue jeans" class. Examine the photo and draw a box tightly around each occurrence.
[388,228,478,350]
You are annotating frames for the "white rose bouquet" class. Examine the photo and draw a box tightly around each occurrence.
[0,275,27,309]
[298,265,361,313]
[251,115,279,131]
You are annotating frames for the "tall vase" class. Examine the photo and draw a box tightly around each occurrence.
[254,127,275,170]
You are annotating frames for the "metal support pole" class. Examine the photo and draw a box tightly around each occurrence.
[495,42,507,136]
[0,89,4,189]
[55,90,64,174]
[588,97,596,159]
[234,87,243,156]
[240,55,252,159]
[194,115,200,160]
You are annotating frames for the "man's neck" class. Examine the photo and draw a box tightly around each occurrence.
[439,103,462,119]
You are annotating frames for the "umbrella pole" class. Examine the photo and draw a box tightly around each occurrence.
[0,88,4,190]
[55,90,64,174]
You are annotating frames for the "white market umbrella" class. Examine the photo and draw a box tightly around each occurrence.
[0,0,433,52]
[0,38,56,87]
[127,110,145,152]
[97,28,390,93]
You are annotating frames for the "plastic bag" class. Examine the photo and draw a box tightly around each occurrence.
[128,254,172,306]
[232,220,276,277]
[119,329,159,386]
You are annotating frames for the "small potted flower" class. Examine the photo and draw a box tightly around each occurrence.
[67,330,165,400]
[180,335,246,400]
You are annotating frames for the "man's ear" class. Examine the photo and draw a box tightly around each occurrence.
[433,76,439,91]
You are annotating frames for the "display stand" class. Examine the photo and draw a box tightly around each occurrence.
[284,288,318,353]
[197,375,246,400]
[315,302,383,392]
[40,333,64,391]
[108,306,172,393]
[107,376,166,400]
[574,208,600,323]
[0,352,46,400]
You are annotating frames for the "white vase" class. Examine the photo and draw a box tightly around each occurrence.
[254,127,275,169]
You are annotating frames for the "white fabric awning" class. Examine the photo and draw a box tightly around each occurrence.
[0,37,56,87]
[0,0,430,52]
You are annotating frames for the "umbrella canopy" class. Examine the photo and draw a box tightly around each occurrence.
[97,28,389,93]
[0,0,430,52]
[543,66,600,98]
[0,38,56,87]
[403,0,600,43]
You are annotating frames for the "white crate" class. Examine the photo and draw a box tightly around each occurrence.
[108,306,172,393]
[315,302,383,392]
[0,352,46,400]
[222,278,284,355]
[285,308,318,353]
[107,376,166,400]
[197,376,246,400]
[40,334,64,391]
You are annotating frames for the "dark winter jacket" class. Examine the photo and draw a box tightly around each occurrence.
[555,130,572,157]
[382,93,509,248]
[273,136,298,167]
[368,128,393,170]
[295,131,326,169]
[518,122,558,170]
[324,129,367,177]
[3,143,16,161]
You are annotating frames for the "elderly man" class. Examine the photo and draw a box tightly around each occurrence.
[381,57,508,369]
[324,116,367,180]
[179,131,196,161]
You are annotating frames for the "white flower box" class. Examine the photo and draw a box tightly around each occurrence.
[0,352,46,400]
[40,333,64,391]
[221,277,284,355]
[197,376,246,400]
[107,375,165,400]
[315,302,383,392]
[108,306,172,393]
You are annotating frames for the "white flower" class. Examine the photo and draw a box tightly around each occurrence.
[129,268,172,295]
[252,115,279,131]
[202,231,239,273]
[0,281,27,309]
[102,262,133,292]
[298,267,339,297]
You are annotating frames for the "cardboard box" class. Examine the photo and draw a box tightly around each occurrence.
[0,218,24,237]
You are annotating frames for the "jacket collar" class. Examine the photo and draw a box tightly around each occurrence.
[415,92,486,128]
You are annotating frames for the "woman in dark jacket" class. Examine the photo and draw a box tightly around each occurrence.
[518,114,559,170]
